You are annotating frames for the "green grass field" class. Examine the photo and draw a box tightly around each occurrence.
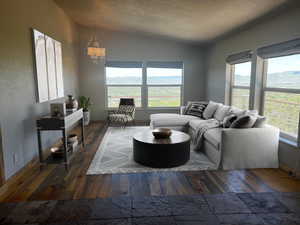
[232,89,300,136]
[107,86,180,108]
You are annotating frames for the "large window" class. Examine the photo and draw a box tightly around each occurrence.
[105,62,143,108]
[146,63,183,107]
[230,61,251,110]
[262,54,300,140]
[105,61,183,108]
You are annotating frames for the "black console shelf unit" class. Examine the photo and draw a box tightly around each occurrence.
[36,109,85,170]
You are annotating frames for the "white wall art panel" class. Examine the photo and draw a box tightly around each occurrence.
[54,41,64,98]
[33,30,49,102]
[45,35,58,100]
[33,29,64,102]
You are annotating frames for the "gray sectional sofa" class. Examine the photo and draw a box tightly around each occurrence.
[150,101,280,170]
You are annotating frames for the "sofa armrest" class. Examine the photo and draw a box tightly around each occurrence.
[180,106,187,115]
[220,125,280,170]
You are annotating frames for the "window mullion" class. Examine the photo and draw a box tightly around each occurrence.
[249,52,256,110]
[142,62,147,109]
[228,65,234,106]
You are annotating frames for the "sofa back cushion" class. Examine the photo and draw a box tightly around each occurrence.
[214,104,231,121]
[230,114,257,128]
[185,101,208,118]
[203,101,220,119]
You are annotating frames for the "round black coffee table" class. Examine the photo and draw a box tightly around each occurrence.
[133,130,191,168]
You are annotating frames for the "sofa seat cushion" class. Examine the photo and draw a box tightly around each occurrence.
[203,128,222,150]
[189,119,209,131]
[108,114,133,121]
[150,113,200,127]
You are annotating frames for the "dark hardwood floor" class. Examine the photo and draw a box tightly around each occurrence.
[0,121,300,203]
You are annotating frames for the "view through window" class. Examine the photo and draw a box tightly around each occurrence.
[263,54,300,139]
[147,67,182,107]
[105,62,183,108]
[231,61,251,110]
[106,64,142,107]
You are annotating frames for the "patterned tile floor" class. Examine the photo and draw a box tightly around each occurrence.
[0,192,300,225]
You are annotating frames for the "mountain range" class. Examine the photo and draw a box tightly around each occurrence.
[236,71,300,88]
[107,76,182,85]
[107,71,300,88]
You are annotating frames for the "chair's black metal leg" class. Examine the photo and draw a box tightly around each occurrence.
[81,118,85,148]
[123,118,126,128]
[107,116,110,127]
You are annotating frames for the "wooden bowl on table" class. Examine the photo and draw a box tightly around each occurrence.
[152,128,172,139]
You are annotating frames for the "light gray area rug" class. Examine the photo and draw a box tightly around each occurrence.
[87,126,217,175]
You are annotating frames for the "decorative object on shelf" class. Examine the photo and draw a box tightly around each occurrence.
[67,134,78,144]
[66,134,78,152]
[50,147,64,159]
[50,103,66,117]
[33,29,64,103]
[87,32,105,64]
[79,96,92,126]
[66,95,78,112]
[152,128,172,139]
[68,140,78,152]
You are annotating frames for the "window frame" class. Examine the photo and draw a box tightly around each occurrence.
[225,38,300,145]
[105,61,184,110]
[229,62,251,110]
[260,56,300,142]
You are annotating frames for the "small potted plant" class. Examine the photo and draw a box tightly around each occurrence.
[79,96,92,126]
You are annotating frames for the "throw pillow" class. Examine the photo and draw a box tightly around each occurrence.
[228,106,245,117]
[182,101,198,115]
[230,115,257,129]
[203,101,220,119]
[214,104,231,121]
[185,101,208,112]
[253,115,266,128]
[185,102,208,118]
[223,114,237,128]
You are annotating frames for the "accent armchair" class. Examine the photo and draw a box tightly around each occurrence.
[108,98,136,127]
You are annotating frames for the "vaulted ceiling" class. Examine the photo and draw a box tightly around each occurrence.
[55,0,291,43]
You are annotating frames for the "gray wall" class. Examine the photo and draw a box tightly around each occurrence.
[205,6,300,171]
[0,0,80,179]
[78,26,205,121]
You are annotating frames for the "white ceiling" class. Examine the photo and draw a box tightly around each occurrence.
[55,0,291,43]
